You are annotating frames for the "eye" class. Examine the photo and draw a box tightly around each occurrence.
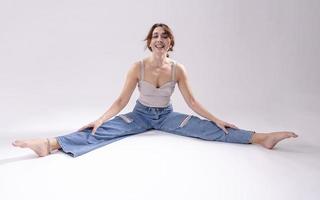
[162,35,168,39]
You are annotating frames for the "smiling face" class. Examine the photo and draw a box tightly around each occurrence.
[144,23,175,56]
[150,27,172,54]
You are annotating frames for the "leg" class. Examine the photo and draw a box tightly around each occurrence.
[13,112,150,157]
[158,112,253,144]
[158,112,298,149]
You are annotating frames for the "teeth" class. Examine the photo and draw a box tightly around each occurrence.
[155,43,164,48]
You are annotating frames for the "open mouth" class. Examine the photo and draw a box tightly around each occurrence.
[155,43,165,49]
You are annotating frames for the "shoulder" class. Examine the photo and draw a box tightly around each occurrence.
[170,59,186,71]
[173,61,188,81]
[125,60,142,80]
[131,60,142,70]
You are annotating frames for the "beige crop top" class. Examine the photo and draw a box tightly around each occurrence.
[137,60,177,107]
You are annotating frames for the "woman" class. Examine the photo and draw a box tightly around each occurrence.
[12,23,298,157]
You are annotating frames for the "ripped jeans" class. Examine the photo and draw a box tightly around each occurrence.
[57,100,254,157]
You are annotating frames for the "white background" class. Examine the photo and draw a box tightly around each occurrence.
[1,0,319,200]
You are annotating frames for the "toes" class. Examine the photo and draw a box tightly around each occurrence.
[12,140,22,147]
[289,132,298,138]
[12,140,28,148]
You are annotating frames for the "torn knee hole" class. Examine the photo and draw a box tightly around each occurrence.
[179,115,192,128]
[119,114,134,123]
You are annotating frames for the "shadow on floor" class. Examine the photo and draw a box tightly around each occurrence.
[0,154,39,165]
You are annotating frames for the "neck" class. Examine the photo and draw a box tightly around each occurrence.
[150,53,168,67]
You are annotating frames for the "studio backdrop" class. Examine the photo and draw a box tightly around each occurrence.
[0,0,319,138]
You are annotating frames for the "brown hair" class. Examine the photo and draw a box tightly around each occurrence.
[144,23,175,57]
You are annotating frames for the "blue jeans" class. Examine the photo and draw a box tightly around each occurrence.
[57,100,254,157]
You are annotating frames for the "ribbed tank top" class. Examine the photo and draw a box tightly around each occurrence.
[137,60,177,107]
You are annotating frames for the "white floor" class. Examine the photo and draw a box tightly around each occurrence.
[1,112,319,200]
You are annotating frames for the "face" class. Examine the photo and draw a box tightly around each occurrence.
[149,26,172,55]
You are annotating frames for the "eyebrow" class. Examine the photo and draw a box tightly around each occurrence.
[152,32,168,35]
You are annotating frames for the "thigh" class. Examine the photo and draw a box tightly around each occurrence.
[57,111,151,157]
[158,112,252,144]
[158,112,219,140]
[60,111,151,143]
[88,111,151,140]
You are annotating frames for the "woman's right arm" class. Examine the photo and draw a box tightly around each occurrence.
[98,62,140,122]
[78,62,140,133]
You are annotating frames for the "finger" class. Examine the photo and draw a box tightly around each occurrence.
[227,123,234,127]
[223,127,229,134]
[218,125,228,134]
[91,126,99,135]
[229,124,239,129]
[220,125,229,134]
[225,122,237,129]
[91,129,96,135]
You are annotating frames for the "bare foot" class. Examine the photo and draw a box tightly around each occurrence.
[12,139,50,157]
[261,131,298,149]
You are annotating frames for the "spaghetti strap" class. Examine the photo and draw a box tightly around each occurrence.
[171,61,177,81]
[140,60,144,81]
[137,59,177,107]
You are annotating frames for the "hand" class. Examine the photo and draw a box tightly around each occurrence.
[78,118,105,135]
[214,119,239,134]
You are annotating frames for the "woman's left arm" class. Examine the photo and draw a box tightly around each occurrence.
[176,63,238,134]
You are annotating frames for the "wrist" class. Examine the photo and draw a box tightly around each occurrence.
[211,118,221,124]
[97,117,105,123]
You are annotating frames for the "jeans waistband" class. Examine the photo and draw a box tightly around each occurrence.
[134,100,173,113]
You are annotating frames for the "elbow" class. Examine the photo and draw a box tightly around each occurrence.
[188,98,197,109]
[116,97,129,107]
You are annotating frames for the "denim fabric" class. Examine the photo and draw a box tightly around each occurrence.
[57,100,254,157]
